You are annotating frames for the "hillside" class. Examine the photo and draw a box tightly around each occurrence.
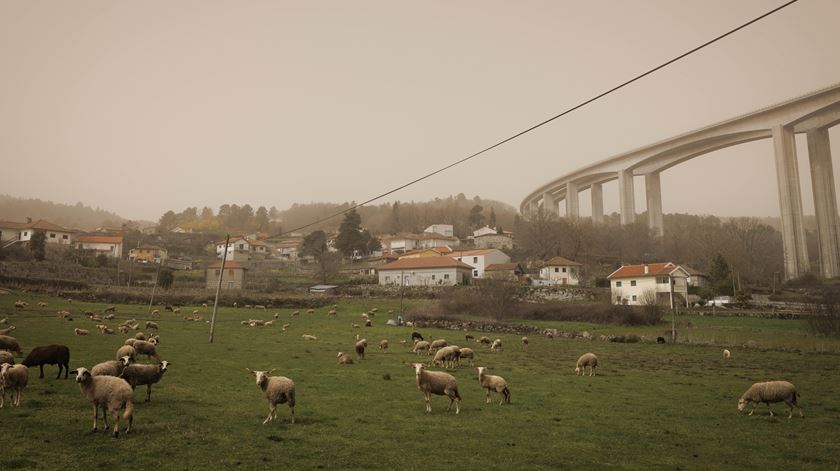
[0,194,126,230]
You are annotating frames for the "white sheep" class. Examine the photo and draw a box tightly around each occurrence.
[738,381,803,419]
[458,347,475,366]
[246,368,296,425]
[0,326,16,336]
[132,339,161,362]
[723,349,731,359]
[74,328,90,336]
[91,356,133,377]
[412,363,460,414]
[412,340,431,355]
[477,366,511,405]
[355,339,367,359]
[490,339,502,351]
[73,367,134,437]
[0,351,14,366]
[429,339,448,352]
[120,361,170,402]
[337,352,354,364]
[145,321,159,331]
[116,345,137,362]
[521,336,529,347]
[432,345,461,369]
[0,363,28,407]
[575,353,599,376]
[301,334,318,341]
[378,339,389,351]
[0,318,6,324]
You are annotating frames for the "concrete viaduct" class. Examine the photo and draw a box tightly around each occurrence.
[520,83,840,281]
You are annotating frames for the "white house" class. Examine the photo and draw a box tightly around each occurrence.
[424,224,454,237]
[76,235,124,258]
[381,232,459,254]
[449,248,511,279]
[539,256,583,285]
[0,219,75,246]
[607,262,690,308]
[215,236,269,262]
[377,257,473,286]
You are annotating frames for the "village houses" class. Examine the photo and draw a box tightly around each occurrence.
[539,256,583,285]
[129,246,168,264]
[76,235,124,258]
[449,248,511,279]
[376,256,474,286]
[607,262,690,308]
[0,219,75,246]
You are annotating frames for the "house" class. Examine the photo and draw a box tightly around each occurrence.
[539,256,583,285]
[607,262,690,308]
[76,235,124,258]
[424,224,454,237]
[215,236,270,262]
[165,258,196,270]
[273,239,303,261]
[0,219,75,246]
[484,263,526,281]
[359,254,400,275]
[171,226,192,234]
[449,248,511,279]
[206,260,247,290]
[376,257,474,286]
[129,246,168,264]
[380,232,459,254]
[682,266,710,287]
[474,232,514,250]
[398,247,452,259]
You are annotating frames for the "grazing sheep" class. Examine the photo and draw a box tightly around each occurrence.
[151,309,160,317]
[464,334,474,342]
[364,319,372,327]
[132,339,161,362]
[91,356,133,377]
[255,305,266,310]
[0,363,28,407]
[412,363,460,414]
[521,336,529,347]
[134,332,146,340]
[0,326,15,336]
[73,367,134,437]
[116,345,137,362]
[0,336,22,355]
[351,323,360,329]
[0,351,14,366]
[57,310,72,320]
[411,332,424,342]
[337,352,354,364]
[98,326,115,335]
[307,309,314,314]
[202,303,208,308]
[120,361,170,402]
[413,340,431,355]
[355,339,367,359]
[477,366,511,405]
[292,310,300,316]
[246,368,296,425]
[22,345,70,379]
[103,313,115,320]
[738,381,803,419]
[433,345,461,369]
[459,347,475,366]
[38,302,48,308]
[301,334,318,341]
[14,301,27,310]
[546,332,555,340]
[378,339,389,351]
[0,318,6,324]
[74,328,90,336]
[145,321,159,331]
[273,313,280,319]
[723,349,731,359]
[103,306,116,313]
[282,323,290,331]
[164,305,174,312]
[575,353,599,376]
[430,339,448,352]
[118,325,129,334]
[477,336,492,345]
[490,339,502,351]
[328,309,337,317]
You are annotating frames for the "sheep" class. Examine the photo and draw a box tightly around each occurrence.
[306,309,314,314]
[22,345,70,379]
[459,347,475,366]
[355,339,367,359]
[292,310,300,316]
[116,345,137,362]
[0,351,14,366]
[134,332,146,340]
[74,328,90,336]
[91,356,133,377]
[430,339,448,352]
[38,301,48,308]
[0,336,22,355]
[255,305,266,310]
[120,361,170,402]
[0,318,6,324]
[118,325,129,334]
[521,336,529,347]
[738,381,803,419]
[433,345,461,369]
[73,367,134,437]
[465,334,474,342]
[337,352,354,364]
[723,349,731,359]
[263,320,275,327]
[351,323,360,329]
[477,336,492,345]
[202,303,208,308]
[365,319,372,327]
[0,326,15,336]
[282,323,290,331]
[14,301,27,310]
[131,339,161,362]
[411,363,460,414]
[246,368,296,425]
[151,309,160,317]
[411,332,424,342]
[412,340,431,355]
[477,366,511,405]
[490,339,502,351]
[546,332,555,340]
[103,306,116,313]
[378,339,389,351]
[57,310,72,320]
[103,313,115,320]
[164,305,174,312]
[0,363,28,407]
[98,326,115,335]
[328,309,337,317]
[145,321,159,331]
[301,334,318,341]
[575,353,599,376]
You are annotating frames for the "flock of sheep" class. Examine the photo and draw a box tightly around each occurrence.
[1,297,806,440]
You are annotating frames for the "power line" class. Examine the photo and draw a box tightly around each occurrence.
[278,0,800,236]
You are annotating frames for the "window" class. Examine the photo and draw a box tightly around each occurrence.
[562,267,567,273]
[473,270,479,277]
[631,295,637,301]
[239,244,244,250]
[656,276,669,284]
[23,232,28,236]
[385,276,390,282]
[228,269,234,276]
[50,233,56,238]
[228,282,234,289]
[473,257,478,263]
[630,280,636,287]
[215,269,221,276]
[554,267,559,273]
[444,274,450,280]
[615,281,622,287]
[431,274,436,280]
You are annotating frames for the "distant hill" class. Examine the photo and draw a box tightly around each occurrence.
[0,194,126,230]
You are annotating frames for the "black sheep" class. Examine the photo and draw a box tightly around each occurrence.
[22,345,70,379]
[411,332,424,342]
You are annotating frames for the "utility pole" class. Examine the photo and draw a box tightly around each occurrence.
[670,275,676,343]
[209,234,230,343]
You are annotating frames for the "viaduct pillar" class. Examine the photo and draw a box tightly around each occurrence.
[773,124,810,280]
[618,169,636,225]
[807,127,840,278]
[645,172,664,237]
[590,182,604,224]
[542,192,558,217]
[566,182,580,219]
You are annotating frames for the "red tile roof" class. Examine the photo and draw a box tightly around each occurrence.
[26,219,72,232]
[607,262,685,279]
[544,256,582,267]
[485,263,522,272]
[449,248,501,257]
[77,236,123,244]
[377,257,474,271]
[207,260,247,269]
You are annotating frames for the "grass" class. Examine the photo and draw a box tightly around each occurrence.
[1,291,840,470]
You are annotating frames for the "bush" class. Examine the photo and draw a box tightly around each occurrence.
[807,288,840,337]
[514,302,662,326]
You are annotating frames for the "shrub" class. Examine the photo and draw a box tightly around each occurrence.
[807,288,840,337]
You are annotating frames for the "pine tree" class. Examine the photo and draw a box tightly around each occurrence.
[336,209,365,258]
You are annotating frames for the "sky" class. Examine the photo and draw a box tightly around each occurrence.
[0,0,839,223]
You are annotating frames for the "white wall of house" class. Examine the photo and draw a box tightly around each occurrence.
[610,275,688,306]
[424,224,454,237]
[20,229,73,245]
[540,265,581,285]
[0,227,20,242]
[79,242,123,258]
[378,267,470,286]
[454,250,510,278]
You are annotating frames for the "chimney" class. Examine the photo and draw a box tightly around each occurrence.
[26,217,32,224]
[643,264,649,275]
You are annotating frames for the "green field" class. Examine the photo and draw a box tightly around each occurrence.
[2,291,839,470]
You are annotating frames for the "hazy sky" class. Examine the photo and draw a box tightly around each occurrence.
[1,0,839,223]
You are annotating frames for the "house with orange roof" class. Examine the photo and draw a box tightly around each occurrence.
[129,246,168,264]
[376,257,474,286]
[485,263,526,281]
[0,219,75,246]
[76,235,124,258]
[449,248,511,279]
[539,256,583,285]
[215,236,269,262]
[607,262,690,308]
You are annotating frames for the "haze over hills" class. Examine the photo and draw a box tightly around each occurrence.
[0,194,127,230]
